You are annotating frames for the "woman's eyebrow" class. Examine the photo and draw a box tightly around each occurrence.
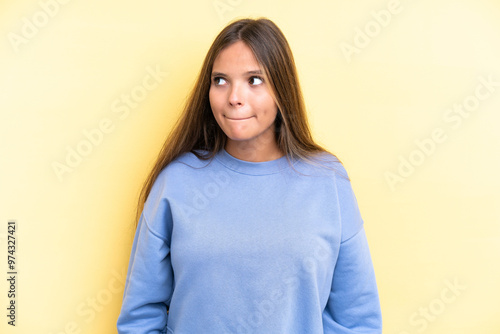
[211,70,263,77]
[245,70,262,75]
[211,71,226,77]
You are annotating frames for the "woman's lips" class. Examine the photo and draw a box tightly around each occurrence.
[224,115,254,120]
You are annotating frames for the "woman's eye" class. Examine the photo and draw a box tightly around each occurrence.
[249,76,263,85]
[214,77,227,85]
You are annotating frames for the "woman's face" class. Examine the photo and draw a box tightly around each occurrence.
[209,41,278,150]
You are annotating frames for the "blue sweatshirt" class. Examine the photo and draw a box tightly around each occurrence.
[117,148,382,333]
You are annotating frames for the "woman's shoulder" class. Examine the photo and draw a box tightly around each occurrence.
[173,149,213,167]
[156,149,213,180]
[296,150,349,180]
[148,150,213,198]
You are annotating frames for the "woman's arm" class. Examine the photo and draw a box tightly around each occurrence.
[323,227,382,333]
[117,173,174,334]
[322,164,382,333]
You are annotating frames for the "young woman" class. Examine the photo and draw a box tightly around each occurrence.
[117,18,382,333]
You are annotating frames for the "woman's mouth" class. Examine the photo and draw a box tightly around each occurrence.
[224,115,254,121]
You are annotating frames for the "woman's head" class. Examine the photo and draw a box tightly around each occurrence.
[135,18,332,225]
[209,40,279,159]
[194,18,322,158]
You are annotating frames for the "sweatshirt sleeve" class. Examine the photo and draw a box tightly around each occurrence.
[322,165,382,333]
[117,172,174,334]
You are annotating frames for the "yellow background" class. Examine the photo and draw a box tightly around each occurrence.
[1,0,499,333]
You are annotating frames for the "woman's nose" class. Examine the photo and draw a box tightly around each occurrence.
[228,83,244,106]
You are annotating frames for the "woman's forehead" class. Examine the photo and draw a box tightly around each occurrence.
[212,41,261,73]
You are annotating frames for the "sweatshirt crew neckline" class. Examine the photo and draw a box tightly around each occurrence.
[214,148,292,175]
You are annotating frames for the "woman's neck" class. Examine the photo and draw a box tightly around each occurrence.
[225,137,283,162]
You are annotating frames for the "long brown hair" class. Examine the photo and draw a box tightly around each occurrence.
[135,17,338,225]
